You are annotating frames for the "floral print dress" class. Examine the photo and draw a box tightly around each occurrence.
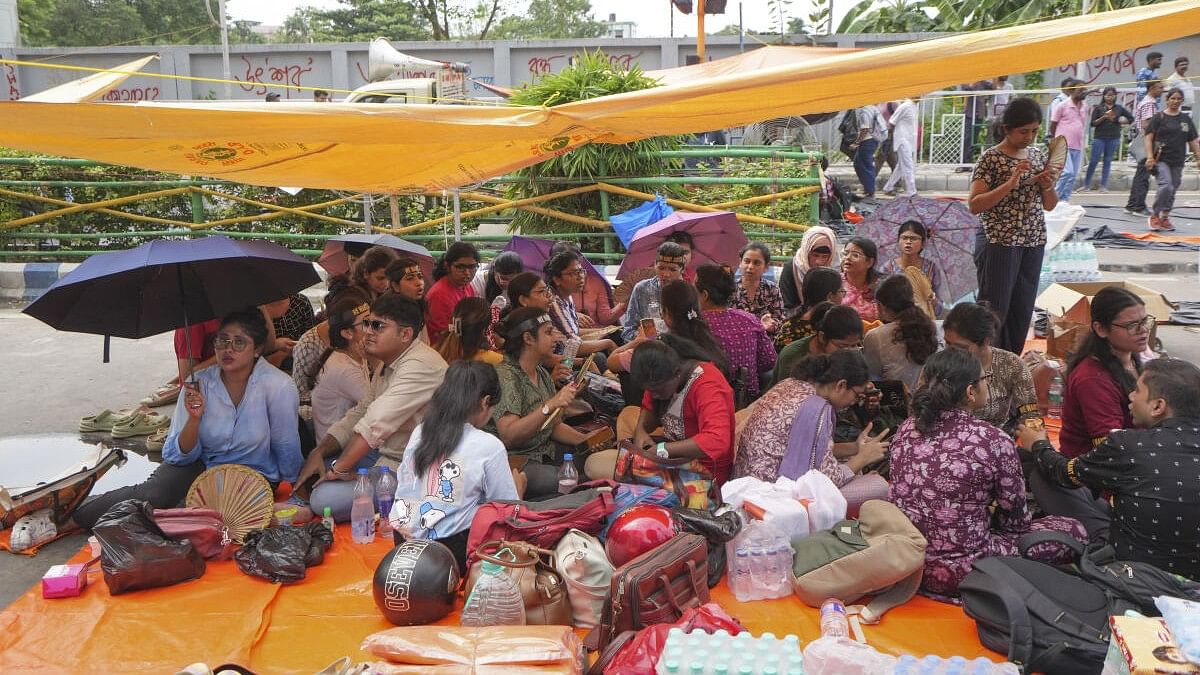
[888,408,1087,596]
[734,279,785,333]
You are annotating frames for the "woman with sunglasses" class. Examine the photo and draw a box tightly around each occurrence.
[1060,287,1151,458]
[888,347,1086,597]
[425,242,481,344]
[71,308,302,530]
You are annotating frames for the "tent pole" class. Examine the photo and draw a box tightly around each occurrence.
[697,0,706,62]
[453,189,462,241]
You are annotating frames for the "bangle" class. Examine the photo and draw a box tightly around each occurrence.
[330,460,350,476]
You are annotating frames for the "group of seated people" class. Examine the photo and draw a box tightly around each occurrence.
[68,230,1200,592]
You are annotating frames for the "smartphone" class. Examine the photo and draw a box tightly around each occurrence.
[640,318,658,338]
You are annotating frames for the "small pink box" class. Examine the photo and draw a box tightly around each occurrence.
[42,563,88,599]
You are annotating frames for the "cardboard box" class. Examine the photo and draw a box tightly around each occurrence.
[1103,615,1200,675]
[1036,281,1173,359]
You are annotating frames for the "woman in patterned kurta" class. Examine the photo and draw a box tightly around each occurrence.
[839,237,881,323]
[733,243,785,334]
[942,302,1041,433]
[695,264,776,399]
[888,347,1086,597]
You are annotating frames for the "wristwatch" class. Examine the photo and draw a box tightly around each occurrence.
[655,442,670,459]
[330,459,350,476]
[541,404,552,416]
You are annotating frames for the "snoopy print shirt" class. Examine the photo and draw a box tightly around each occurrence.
[388,422,518,541]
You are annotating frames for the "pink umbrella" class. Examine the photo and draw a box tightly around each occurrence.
[616,211,748,280]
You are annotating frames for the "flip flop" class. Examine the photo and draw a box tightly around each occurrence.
[140,383,180,407]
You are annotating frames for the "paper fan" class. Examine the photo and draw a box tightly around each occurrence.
[903,266,937,320]
[185,464,273,543]
[613,267,655,305]
[1046,136,1068,173]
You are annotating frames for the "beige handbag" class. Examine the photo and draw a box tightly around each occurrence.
[791,499,927,623]
[465,540,573,626]
[553,529,614,630]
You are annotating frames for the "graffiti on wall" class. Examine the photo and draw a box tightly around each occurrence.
[4,63,19,100]
[101,86,160,102]
[1056,48,1145,85]
[236,55,315,97]
[527,51,645,76]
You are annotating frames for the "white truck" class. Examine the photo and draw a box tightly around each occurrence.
[345,38,470,104]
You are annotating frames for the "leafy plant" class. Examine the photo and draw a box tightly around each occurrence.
[503,49,685,236]
[688,158,815,235]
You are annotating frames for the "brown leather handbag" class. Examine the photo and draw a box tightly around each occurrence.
[585,532,709,652]
[465,540,573,626]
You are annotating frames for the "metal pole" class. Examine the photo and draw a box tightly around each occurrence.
[218,0,231,100]
[452,189,462,241]
[669,1,674,38]
[697,0,706,62]
[363,194,373,234]
[739,3,744,53]
[1077,0,1090,76]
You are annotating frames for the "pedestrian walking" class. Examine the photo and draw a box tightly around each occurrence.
[883,97,919,197]
[1082,87,1132,193]
[1144,87,1200,232]
[1050,81,1089,202]
[850,104,887,198]
[1136,51,1163,102]
[968,98,1059,355]
[1125,80,1164,216]
[1163,56,1195,117]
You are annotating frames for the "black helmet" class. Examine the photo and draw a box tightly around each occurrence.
[372,539,460,625]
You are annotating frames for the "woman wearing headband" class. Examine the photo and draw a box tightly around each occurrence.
[309,298,371,440]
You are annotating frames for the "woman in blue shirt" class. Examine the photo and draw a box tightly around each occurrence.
[72,308,302,529]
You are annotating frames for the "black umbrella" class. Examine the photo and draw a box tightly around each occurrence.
[24,236,321,362]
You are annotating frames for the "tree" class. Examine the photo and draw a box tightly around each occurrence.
[17,0,220,47]
[838,0,1172,33]
[837,0,937,33]
[491,0,606,40]
[274,0,430,42]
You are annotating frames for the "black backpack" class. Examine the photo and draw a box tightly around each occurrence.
[960,532,1200,675]
[837,109,860,155]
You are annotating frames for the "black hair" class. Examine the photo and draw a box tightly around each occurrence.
[1101,86,1118,98]
[1147,51,1162,62]
[322,283,370,316]
[1165,87,1186,102]
[434,296,492,363]
[694,263,736,307]
[911,346,983,434]
[409,360,502,479]
[543,251,580,292]
[943,301,999,346]
[657,241,688,262]
[814,304,863,342]
[1067,286,1144,398]
[497,306,550,359]
[369,294,425,335]
[313,89,330,98]
[845,237,880,284]
[739,242,772,264]
[791,349,869,388]
[352,245,400,288]
[220,307,269,351]
[800,268,843,314]
[1059,77,1073,88]
[484,251,524,302]
[384,256,424,284]
[1175,55,1189,67]
[308,296,367,391]
[549,241,581,258]
[506,271,544,309]
[660,279,730,377]
[897,220,928,243]
[665,231,695,250]
[432,241,480,282]
[630,339,681,392]
[1001,97,1043,131]
[1142,358,1200,419]
[875,275,937,365]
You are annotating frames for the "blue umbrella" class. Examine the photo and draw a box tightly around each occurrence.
[24,236,321,359]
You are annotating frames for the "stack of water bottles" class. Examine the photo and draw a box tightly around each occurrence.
[350,467,399,544]
[656,628,804,675]
[727,520,794,602]
[893,655,1019,674]
[1046,242,1102,286]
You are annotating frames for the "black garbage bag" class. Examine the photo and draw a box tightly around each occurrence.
[93,499,206,595]
[234,523,334,584]
[674,507,742,588]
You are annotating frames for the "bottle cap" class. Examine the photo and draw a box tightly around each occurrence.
[563,453,573,461]
[323,507,332,516]
[481,561,504,575]
[357,467,369,475]
[379,466,390,473]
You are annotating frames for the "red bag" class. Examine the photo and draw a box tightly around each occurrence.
[466,481,616,571]
[153,507,235,560]
[590,602,744,675]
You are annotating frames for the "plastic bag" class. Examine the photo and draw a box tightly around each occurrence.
[790,470,847,533]
[361,625,582,674]
[674,507,742,588]
[801,636,897,675]
[610,195,673,247]
[604,602,744,674]
[93,499,205,595]
[718,476,812,539]
[234,522,333,584]
[1155,596,1200,665]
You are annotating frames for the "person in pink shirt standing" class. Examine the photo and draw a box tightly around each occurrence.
[1050,81,1089,202]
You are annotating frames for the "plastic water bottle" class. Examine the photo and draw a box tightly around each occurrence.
[491,294,509,311]
[321,506,335,534]
[819,598,850,638]
[1037,262,1053,296]
[557,453,579,494]
[350,468,376,544]
[749,545,768,600]
[460,559,525,626]
[733,548,752,601]
[1047,368,1064,420]
[560,335,581,369]
[376,466,396,536]
[773,542,794,596]
[894,654,920,674]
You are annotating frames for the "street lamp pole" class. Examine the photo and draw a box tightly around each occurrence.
[218,0,232,100]
[697,0,706,61]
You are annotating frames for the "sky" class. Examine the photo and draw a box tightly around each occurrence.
[224,0,843,39]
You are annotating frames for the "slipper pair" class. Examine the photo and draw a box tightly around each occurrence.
[111,412,170,439]
[145,427,169,451]
[140,383,180,407]
[79,408,139,433]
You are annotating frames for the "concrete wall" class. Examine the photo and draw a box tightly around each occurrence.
[0,0,16,49]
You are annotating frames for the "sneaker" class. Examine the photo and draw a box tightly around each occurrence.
[1159,216,1176,231]
[1149,214,1164,230]
[1125,206,1149,216]
[10,508,57,552]
[1099,186,1110,194]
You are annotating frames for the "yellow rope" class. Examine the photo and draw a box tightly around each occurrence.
[1,187,194,229]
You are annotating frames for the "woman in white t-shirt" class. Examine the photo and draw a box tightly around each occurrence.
[388,360,522,573]
[309,298,371,440]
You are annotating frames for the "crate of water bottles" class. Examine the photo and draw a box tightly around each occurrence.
[1043,241,1102,288]
[726,519,794,602]
[657,628,805,675]
[892,654,1019,674]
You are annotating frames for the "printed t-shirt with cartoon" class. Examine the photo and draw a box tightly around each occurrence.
[388,423,518,541]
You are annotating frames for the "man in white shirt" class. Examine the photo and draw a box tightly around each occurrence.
[882,97,919,197]
[851,105,888,197]
[1164,56,1194,113]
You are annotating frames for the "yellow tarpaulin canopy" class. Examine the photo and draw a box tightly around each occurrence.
[1,0,1198,193]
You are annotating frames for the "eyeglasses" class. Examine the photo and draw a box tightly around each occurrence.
[898,235,924,244]
[451,263,479,272]
[1111,315,1156,334]
[361,318,391,332]
[564,268,586,277]
[533,286,553,297]
[213,336,252,352]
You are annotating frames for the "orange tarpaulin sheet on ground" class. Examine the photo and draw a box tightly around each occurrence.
[0,525,1002,673]
[0,1,1199,193]
[1121,231,1200,244]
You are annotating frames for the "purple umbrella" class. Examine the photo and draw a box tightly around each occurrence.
[500,236,611,296]
[616,211,747,280]
[317,233,434,279]
[854,196,979,302]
